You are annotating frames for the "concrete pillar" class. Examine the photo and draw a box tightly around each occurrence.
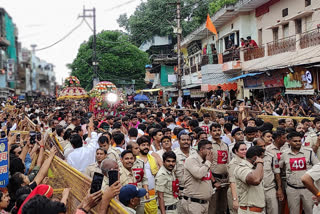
[240,49,244,62]
[296,34,301,50]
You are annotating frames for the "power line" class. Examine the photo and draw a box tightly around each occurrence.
[35,20,84,52]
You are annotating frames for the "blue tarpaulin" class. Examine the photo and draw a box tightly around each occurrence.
[228,72,263,82]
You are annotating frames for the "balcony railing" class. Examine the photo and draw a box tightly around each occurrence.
[223,49,240,63]
[243,46,265,61]
[267,35,296,56]
[300,28,320,49]
[201,54,218,66]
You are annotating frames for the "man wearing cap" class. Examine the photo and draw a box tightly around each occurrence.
[173,132,197,213]
[155,151,179,214]
[182,140,214,214]
[119,184,147,214]
[209,123,229,214]
[244,126,257,148]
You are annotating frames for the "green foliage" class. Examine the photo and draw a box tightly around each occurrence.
[117,0,212,46]
[209,0,239,15]
[70,30,150,90]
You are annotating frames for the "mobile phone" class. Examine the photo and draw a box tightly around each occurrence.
[36,132,41,141]
[90,172,104,194]
[0,131,5,138]
[22,115,25,120]
[30,131,36,144]
[16,134,20,142]
[108,170,118,187]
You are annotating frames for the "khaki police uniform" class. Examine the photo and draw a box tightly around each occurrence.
[155,166,179,214]
[263,151,280,214]
[173,147,196,213]
[132,158,148,214]
[303,129,316,147]
[181,153,214,214]
[227,155,243,214]
[120,165,137,186]
[108,147,120,162]
[234,159,265,214]
[306,163,320,213]
[209,140,229,214]
[84,162,101,179]
[279,147,319,214]
[266,142,289,214]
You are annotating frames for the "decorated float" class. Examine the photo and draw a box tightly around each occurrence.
[57,76,88,100]
[88,81,125,116]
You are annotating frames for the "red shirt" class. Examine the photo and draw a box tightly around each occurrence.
[249,40,258,48]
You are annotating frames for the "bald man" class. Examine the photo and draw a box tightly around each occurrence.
[100,158,119,189]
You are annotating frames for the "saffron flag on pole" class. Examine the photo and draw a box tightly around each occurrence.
[206,14,218,35]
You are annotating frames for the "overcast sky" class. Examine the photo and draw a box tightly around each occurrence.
[1,0,142,85]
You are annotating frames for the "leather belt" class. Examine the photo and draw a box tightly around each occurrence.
[212,173,228,179]
[158,204,177,210]
[183,196,207,204]
[240,206,263,212]
[287,183,306,189]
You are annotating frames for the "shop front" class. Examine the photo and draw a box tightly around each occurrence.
[242,71,285,100]
[284,68,317,96]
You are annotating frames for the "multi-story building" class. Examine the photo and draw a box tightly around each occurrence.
[180,0,320,100]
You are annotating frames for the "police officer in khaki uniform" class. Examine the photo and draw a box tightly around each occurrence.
[84,148,107,178]
[227,142,247,214]
[234,146,265,214]
[120,150,137,186]
[173,132,196,212]
[253,138,283,214]
[209,123,229,214]
[279,131,319,214]
[302,162,320,213]
[156,151,179,214]
[266,130,289,213]
[181,140,214,214]
[98,135,120,162]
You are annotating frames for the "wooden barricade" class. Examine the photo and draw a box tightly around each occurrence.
[44,152,129,214]
[258,115,314,128]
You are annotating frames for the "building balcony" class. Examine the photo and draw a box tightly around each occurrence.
[267,35,296,56]
[201,54,218,66]
[223,49,240,63]
[244,46,265,61]
[300,28,320,49]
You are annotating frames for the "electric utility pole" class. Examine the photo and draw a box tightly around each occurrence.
[176,0,183,105]
[79,6,99,86]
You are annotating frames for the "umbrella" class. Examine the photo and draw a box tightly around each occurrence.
[134,94,149,102]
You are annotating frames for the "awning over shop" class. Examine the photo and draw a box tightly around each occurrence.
[140,88,161,92]
[201,82,238,92]
[182,84,201,89]
[164,87,178,92]
[228,72,263,82]
[285,89,315,95]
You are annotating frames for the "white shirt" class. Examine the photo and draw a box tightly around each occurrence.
[67,135,99,173]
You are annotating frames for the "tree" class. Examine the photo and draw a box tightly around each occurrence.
[117,0,212,47]
[70,30,149,90]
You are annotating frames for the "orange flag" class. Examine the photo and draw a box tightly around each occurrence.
[206,14,217,35]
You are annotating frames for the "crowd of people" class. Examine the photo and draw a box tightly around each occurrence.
[2,96,320,214]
